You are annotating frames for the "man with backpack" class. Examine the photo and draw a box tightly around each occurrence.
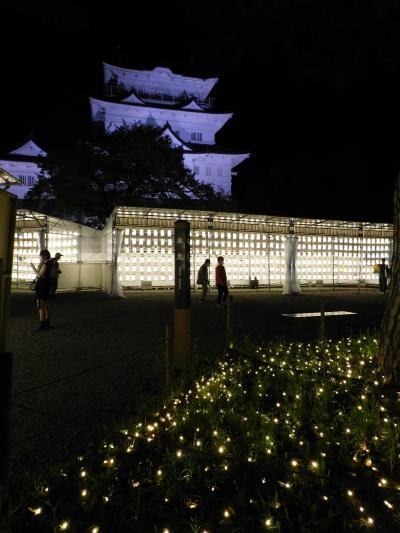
[50,252,63,296]
[197,258,210,302]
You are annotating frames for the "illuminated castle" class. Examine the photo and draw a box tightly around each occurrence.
[90,64,249,194]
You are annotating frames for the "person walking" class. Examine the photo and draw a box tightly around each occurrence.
[30,249,52,331]
[215,256,229,307]
[378,258,390,294]
[50,252,63,296]
[197,258,210,301]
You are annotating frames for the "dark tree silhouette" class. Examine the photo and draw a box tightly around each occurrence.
[26,124,229,226]
[378,172,400,383]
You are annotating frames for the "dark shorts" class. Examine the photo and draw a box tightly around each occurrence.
[35,279,51,300]
[35,290,50,301]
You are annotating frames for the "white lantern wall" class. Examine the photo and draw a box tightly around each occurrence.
[13,232,41,282]
[13,210,103,289]
[47,231,80,263]
[13,229,80,284]
[297,235,391,284]
[12,208,392,291]
[119,228,174,285]
[113,208,393,289]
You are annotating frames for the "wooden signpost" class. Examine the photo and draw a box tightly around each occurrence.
[173,220,191,382]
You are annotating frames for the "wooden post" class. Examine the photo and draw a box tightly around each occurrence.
[0,352,12,504]
[174,221,191,381]
[320,298,325,340]
[227,295,234,349]
[0,190,16,512]
[165,324,172,388]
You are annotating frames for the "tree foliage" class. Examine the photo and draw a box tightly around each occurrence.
[26,124,230,226]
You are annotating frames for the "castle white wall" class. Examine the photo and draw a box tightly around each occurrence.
[183,153,232,193]
[91,98,231,145]
[0,159,40,198]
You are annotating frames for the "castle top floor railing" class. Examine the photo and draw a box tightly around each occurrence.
[104,85,215,109]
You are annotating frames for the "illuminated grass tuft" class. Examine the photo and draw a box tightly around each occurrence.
[18,335,400,532]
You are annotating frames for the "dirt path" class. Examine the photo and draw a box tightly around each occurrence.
[7,288,386,474]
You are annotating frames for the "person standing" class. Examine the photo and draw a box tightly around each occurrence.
[50,252,63,296]
[31,249,52,330]
[197,258,210,302]
[378,258,390,294]
[215,256,229,307]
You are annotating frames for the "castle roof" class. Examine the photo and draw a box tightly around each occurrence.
[159,125,250,168]
[91,96,232,118]
[160,124,192,151]
[0,166,21,185]
[1,139,47,163]
[8,139,47,158]
[180,99,205,111]
[120,91,145,105]
[103,63,218,100]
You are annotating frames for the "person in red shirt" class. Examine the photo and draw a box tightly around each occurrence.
[215,256,229,306]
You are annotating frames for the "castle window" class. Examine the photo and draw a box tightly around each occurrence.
[18,175,36,186]
[217,168,223,176]
[206,167,211,176]
[190,132,202,141]
[194,166,200,175]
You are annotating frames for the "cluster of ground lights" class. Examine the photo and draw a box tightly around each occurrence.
[24,336,400,532]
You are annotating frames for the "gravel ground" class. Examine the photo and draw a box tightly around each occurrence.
[7,287,387,475]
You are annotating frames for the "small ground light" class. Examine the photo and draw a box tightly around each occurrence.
[29,507,42,516]
[265,518,272,527]
[224,510,230,518]
[59,522,69,530]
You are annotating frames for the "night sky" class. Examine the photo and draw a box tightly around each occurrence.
[2,0,400,222]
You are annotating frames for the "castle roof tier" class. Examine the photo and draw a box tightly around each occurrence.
[103,63,218,109]
[90,97,233,146]
[0,166,21,186]
[8,139,47,158]
[0,139,47,198]
[160,125,250,176]
[160,124,193,150]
